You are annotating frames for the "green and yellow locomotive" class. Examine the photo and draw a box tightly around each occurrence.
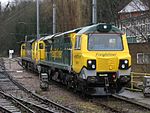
[21,23,131,95]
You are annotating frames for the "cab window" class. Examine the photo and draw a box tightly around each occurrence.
[39,43,44,49]
[22,46,25,49]
[88,34,123,51]
[75,36,81,50]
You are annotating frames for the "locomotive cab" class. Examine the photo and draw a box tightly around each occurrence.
[32,38,46,63]
[73,24,131,95]
[21,43,26,57]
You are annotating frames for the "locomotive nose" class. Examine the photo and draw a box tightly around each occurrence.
[96,57,118,72]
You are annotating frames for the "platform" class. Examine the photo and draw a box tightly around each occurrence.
[119,89,150,106]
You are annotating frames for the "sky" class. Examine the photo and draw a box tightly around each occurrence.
[0,0,36,6]
[0,0,12,4]
[0,0,14,6]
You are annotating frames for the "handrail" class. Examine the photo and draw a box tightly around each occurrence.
[127,72,150,92]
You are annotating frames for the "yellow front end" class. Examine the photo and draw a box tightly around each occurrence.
[72,31,131,95]
[21,43,26,57]
[73,34,131,73]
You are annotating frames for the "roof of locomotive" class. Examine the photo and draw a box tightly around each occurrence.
[54,28,82,37]
[42,28,82,41]
[77,23,123,35]
[43,34,55,41]
[21,39,35,44]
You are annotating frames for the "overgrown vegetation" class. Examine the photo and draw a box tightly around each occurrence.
[0,0,149,56]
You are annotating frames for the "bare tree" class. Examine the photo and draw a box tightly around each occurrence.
[120,0,150,42]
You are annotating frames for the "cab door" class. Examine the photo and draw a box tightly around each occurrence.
[21,43,26,57]
[34,41,38,62]
[38,41,46,61]
[32,42,35,60]
[72,35,83,73]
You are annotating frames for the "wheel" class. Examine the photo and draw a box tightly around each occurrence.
[73,77,79,93]
[80,84,88,98]
[73,84,78,93]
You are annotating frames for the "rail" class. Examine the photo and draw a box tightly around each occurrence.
[0,91,34,113]
[112,94,150,111]
[0,58,76,113]
[2,59,75,113]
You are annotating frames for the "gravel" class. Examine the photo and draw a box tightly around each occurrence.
[4,58,108,113]
[3,58,150,113]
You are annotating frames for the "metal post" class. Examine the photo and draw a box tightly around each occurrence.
[9,59,11,70]
[92,0,97,24]
[131,72,133,90]
[0,2,1,15]
[53,0,56,34]
[36,0,40,39]
[25,35,27,42]
[24,35,27,57]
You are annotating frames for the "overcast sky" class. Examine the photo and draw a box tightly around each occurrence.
[0,0,12,4]
[0,0,13,5]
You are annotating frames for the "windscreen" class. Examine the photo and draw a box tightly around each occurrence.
[88,34,123,51]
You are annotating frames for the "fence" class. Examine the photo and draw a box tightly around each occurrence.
[126,72,150,92]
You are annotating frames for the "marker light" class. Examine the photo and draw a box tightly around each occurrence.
[112,74,116,79]
[92,65,96,69]
[121,64,125,69]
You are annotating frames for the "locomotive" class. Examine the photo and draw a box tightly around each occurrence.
[20,23,131,95]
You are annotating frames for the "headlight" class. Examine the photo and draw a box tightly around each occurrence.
[88,60,92,64]
[87,60,96,70]
[119,59,129,70]
[124,60,128,64]
[103,25,107,29]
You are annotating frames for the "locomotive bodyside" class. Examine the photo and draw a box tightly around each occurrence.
[21,38,46,70]
[20,24,131,95]
[21,40,34,69]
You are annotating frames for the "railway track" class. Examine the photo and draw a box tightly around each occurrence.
[89,93,150,113]
[91,98,124,113]
[36,73,150,113]
[0,58,33,113]
[0,58,75,113]
[46,77,150,113]
[0,91,34,113]
[50,80,149,113]
[112,94,150,111]
[3,57,150,113]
